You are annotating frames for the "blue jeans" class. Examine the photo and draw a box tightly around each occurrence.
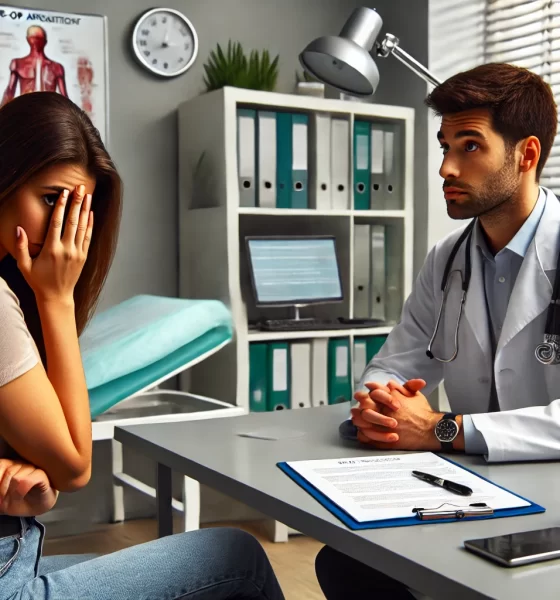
[0,518,285,599]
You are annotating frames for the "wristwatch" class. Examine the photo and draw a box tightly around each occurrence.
[434,413,460,452]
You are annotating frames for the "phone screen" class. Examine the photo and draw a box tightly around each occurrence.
[465,527,560,565]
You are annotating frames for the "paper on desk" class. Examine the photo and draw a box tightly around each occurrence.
[286,452,530,523]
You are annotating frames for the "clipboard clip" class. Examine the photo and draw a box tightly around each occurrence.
[412,502,494,521]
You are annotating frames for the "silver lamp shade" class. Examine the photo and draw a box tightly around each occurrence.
[299,7,383,96]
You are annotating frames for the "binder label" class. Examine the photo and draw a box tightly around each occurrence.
[356,134,369,170]
[384,131,394,174]
[292,122,308,170]
[273,348,288,391]
[335,346,348,378]
[371,128,384,174]
[238,116,255,177]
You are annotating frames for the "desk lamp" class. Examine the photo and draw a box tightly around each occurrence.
[299,6,442,96]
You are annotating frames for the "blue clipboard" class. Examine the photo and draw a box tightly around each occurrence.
[277,456,545,530]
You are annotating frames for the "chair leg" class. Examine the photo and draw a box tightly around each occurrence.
[182,475,200,532]
[111,439,125,523]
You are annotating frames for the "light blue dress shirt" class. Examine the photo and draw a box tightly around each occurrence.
[463,188,547,454]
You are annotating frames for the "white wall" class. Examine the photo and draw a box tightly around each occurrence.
[427,0,486,252]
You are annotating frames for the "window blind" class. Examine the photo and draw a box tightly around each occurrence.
[484,0,560,192]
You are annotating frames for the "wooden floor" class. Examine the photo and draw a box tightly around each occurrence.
[43,518,325,599]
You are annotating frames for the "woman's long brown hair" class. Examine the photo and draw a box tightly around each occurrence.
[0,92,122,364]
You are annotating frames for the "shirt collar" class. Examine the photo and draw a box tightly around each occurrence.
[474,187,547,259]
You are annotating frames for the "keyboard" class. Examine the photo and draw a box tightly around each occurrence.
[256,317,385,332]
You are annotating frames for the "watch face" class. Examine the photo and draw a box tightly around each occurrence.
[133,8,198,77]
[436,418,459,442]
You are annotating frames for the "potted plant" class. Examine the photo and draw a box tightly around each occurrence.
[295,69,325,97]
[203,40,279,92]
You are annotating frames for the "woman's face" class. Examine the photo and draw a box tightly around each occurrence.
[0,163,96,260]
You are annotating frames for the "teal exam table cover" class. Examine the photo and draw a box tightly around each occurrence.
[79,295,233,419]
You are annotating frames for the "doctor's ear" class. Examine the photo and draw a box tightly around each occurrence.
[518,136,541,174]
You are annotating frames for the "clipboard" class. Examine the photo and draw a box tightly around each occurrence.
[277,456,545,530]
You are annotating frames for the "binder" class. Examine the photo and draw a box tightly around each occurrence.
[277,456,545,531]
[257,111,277,208]
[267,342,290,410]
[353,337,368,385]
[291,113,309,209]
[330,118,350,210]
[249,343,268,412]
[370,224,387,322]
[310,338,328,407]
[353,120,370,210]
[290,343,312,409]
[276,112,292,209]
[327,338,352,405]
[237,108,256,207]
[309,113,331,210]
[353,224,371,318]
[276,112,309,209]
[370,122,403,209]
[366,335,387,362]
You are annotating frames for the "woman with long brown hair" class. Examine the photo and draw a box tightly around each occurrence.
[0,92,283,600]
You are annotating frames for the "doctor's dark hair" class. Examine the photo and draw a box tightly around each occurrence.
[0,92,122,364]
[425,63,557,180]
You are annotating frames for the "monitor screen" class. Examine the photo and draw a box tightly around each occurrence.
[246,236,343,305]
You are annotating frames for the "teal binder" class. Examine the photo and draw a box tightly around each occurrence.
[328,338,352,405]
[267,342,290,410]
[353,120,370,210]
[366,335,387,362]
[276,112,309,209]
[291,113,309,209]
[249,343,268,412]
[276,112,292,209]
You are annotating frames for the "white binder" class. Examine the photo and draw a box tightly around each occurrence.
[309,113,331,210]
[353,338,368,386]
[290,343,312,409]
[310,338,328,407]
[353,224,371,318]
[257,111,277,208]
[237,109,256,207]
[370,224,386,321]
[370,125,385,209]
[330,118,350,210]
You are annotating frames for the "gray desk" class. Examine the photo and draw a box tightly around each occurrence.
[114,403,560,600]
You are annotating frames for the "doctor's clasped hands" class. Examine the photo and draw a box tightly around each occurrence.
[351,379,465,452]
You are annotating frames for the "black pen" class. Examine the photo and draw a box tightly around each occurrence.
[412,470,473,496]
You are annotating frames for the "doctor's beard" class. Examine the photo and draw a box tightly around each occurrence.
[445,149,521,221]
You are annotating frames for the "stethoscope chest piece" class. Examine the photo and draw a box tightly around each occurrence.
[535,334,560,365]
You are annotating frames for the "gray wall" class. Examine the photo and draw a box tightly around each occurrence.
[6,0,428,533]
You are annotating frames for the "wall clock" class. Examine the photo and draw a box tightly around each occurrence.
[132,8,198,77]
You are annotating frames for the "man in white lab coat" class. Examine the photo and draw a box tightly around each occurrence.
[315,62,560,599]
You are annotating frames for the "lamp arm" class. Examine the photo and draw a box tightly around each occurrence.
[376,33,442,87]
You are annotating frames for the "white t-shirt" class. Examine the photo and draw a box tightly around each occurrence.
[0,276,39,457]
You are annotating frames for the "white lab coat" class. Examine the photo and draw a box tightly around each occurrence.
[361,187,560,462]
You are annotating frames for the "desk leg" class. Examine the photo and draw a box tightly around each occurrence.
[156,463,173,538]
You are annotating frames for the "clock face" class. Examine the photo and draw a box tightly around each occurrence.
[132,8,198,77]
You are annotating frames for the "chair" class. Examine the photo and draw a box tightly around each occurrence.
[82,294,245,532]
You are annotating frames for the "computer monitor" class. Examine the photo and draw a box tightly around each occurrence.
[245,235,343,313]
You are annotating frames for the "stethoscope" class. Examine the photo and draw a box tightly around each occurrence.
[426,219,560,365]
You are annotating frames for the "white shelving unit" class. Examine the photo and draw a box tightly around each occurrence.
[177,86,414,542]
[177,86,415,413]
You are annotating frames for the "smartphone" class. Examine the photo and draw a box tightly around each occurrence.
[464,527,560,567]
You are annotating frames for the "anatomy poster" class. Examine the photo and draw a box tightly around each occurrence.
[0,6,108,142]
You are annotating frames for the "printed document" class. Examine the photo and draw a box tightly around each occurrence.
[286,452,529,523]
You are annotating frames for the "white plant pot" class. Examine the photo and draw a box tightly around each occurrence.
[295,82,325,97]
